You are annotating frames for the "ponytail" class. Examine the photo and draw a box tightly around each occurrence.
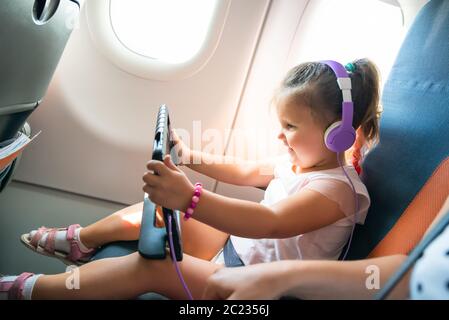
[350,128,366,175]
[348,59,382,174]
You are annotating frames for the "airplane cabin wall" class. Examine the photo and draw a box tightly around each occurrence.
[13,0,272,205]
[10,0,429,206]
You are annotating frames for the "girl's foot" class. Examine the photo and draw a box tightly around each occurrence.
[20,224,96,266]
[0,273,42,300]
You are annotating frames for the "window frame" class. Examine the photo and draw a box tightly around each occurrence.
[85,0,231,81]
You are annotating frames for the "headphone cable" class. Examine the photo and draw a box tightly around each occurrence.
[337,153,359,261]
[167,214,194,300]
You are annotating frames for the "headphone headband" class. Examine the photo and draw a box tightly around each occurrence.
[320,60,356,153]
[320,60,354,131]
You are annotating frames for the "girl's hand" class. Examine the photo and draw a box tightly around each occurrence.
[202,262,291,300]
[171,128,191,166]
[143,154,194,211]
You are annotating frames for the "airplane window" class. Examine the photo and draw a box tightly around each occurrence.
[109,0,218,64]
[85,0,230,80]
[288,0,405,82]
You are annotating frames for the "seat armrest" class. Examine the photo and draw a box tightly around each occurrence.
[0,122,32,193]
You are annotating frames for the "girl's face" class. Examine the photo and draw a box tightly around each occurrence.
[276,95,334,171]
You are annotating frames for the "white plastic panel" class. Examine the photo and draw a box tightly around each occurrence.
[14,0,271,205]
[215,0,309,201]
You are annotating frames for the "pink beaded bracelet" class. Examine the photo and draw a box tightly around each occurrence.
[184,182,203,220]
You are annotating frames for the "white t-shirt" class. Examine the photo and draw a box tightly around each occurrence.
[230,154,370,265]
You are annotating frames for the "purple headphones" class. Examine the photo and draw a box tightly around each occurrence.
[320,60,356,153]
[320,61,359,261]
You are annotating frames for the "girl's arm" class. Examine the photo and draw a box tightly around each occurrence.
[193,186,346,238]
[145,156,347,238]
[173,130,275,188]
[185,148,276,188]
[203,255,409,300]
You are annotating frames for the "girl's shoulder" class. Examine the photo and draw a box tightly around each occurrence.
[302,165,368,197]
[304,165,360,180]
[274,155,369,197]
[274,154,361,183]
[301,166,370,224]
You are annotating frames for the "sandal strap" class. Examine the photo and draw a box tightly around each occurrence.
[66,224,89,262]
[30,226,51,248]
[8,272,34,300]
[66,224,81,242]
[43,229,57,254]
[0,277,14,292]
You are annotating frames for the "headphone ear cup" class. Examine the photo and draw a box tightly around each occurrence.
[324,121,356,153]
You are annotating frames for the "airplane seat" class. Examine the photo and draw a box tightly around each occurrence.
[0,0,80,193]
[92,0,449,298]
[346,0,449,260]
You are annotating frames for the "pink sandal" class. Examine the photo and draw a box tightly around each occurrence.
[20,224,95,266]
[0,272,35,300]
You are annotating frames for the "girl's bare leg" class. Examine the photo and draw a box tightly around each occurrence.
[32,252,221,300]
[80,202,145,248]
[81,201,229,260]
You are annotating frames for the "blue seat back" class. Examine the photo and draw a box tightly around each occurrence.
[348,0,449,259]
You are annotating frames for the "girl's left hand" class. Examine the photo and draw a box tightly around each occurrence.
[202,262,290,300]
[143,154,194,211]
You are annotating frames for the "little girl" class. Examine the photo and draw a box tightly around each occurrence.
[0,59,380,300]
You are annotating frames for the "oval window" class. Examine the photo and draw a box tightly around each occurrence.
[110,0,218,64]
[86,0,231,80]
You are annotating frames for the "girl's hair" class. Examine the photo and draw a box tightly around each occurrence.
[274,58,382,173]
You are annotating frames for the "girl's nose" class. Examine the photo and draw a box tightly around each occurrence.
[277,131,285,140]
